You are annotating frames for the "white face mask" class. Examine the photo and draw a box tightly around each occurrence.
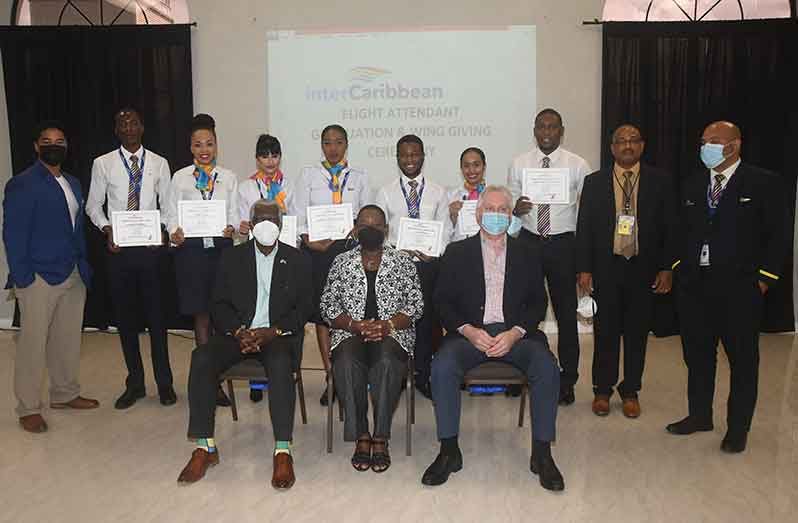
[252,220,280,247]
[576,295,597,319]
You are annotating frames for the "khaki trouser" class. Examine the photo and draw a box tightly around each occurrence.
[14,270,86,417]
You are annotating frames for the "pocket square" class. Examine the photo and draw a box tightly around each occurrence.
[739,197,752,203]
[279,259,287,264]
[684,200,695,206]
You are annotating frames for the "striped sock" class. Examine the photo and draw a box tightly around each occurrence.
[196,438,217,453]
[274,440,291,456]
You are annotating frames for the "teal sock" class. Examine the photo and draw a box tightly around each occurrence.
[197,437,217,453]
[274,440,291,455]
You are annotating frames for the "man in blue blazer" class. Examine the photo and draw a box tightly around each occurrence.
[3,120,98,434]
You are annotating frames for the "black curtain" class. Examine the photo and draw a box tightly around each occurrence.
[0,24,194,329]
[601,19,798,334]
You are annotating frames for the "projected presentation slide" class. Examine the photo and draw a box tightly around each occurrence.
[267,27,536,189]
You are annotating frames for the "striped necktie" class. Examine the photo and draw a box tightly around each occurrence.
[407,180,420,218]
[127,154,142,211]
[536,156,551,235]
[710,174,726,208]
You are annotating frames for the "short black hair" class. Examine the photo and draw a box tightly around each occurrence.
[115,107,142,125]
[321,124,348,143]
[535,108,563,127]
[460,146,486,165]
[33,119,66,142]
[396,134,424,151]
[357,204,387,224]
[191,113,216,137]
[256,134,281,157]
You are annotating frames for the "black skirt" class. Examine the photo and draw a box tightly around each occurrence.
[173,237,233,316]
[304,239,353,324]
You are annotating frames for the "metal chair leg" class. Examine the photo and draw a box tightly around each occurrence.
[406,373,412,456]
[227,380,238,422]
[410,360,416,425]
[326,371,334,453]
[296,370,308,425]
[518,383,527,428]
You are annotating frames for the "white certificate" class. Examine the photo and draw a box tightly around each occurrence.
[111,210,162,247]
[457,200,480,237]
[522,168,570,204]
[178,199,227,238]
[279,215,298,247]
[396,217,444,257]
[307,203,353,242]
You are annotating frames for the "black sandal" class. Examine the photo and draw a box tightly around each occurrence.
[371,440,391,473]
[351,437,372,472]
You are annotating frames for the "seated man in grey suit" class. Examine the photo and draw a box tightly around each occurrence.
[421,185,564,491]
[177,200,312,490]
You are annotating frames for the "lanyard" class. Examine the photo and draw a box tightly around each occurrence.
[199,172,218,201]
[614,171,638,213]
[119,148,146,191]
[399,177,425,213]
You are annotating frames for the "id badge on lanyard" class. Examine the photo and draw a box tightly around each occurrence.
[616,215,635,236]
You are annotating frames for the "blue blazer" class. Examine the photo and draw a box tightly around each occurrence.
[3,160,92,289]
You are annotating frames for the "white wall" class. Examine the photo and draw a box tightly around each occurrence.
[0,0,14,319]
[0,0,604,321]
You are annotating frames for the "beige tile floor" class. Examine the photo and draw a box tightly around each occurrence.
[1,326,796,523]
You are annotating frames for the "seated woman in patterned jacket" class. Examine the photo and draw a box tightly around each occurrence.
[320,204,423,473]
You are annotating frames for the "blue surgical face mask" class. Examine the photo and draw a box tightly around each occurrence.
[481,212,510,235]
[507,215,523,236]
[700,143,727,169]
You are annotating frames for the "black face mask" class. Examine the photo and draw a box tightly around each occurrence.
[357,226,385,250]
[39,145,67,167]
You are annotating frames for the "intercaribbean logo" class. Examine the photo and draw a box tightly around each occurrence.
[349,66,391,83]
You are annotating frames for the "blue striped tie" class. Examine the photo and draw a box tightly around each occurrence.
[407,180,420,218]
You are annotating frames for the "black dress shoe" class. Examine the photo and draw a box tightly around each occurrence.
[250,388,264,403]
[415,380,432,400]
[666,416,714,435]
[115,388,146,410]
[421,450,463,486]
[216,386,231,407]
[558,386,575,406]
[158,386,177,406]
[530,453,565,491]
[721,431,748,453]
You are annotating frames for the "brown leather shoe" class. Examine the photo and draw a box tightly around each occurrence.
[271,453,296,490]
[592,394,610,416]
[177,448,220,485]
[622,397,641,418]
[50,396,100,409]
[19,414,48,433]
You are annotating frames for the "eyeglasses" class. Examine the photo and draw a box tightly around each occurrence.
[612,137,643,146]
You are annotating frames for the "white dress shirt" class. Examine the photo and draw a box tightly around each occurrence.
[55,174,79,228]
[238,175,295,223]
[86,146,171,230]
[293,163,371,236]
[508,146,592,235]
[375,174,451,248]
[166,164,240,234]
[710,158,741,193]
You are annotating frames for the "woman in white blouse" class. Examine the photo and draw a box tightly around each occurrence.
[447,147,487,242]
[167,114,238,351]
[237,134,292,235]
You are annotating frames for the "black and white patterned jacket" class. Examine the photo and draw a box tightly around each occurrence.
[320,245,423,353]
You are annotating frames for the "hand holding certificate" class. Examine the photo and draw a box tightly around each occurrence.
[111,210,162,247]
[178,200,227,238]
[307,203,353,242]
[457,200,480,236]
[522,168,570,204]
[397,217,444,257]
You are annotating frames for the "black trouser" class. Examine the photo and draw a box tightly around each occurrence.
[521,230,579,387]
[187,335,300,441]
[332,336,408,441]
[592,256,653,396]
[106,247,172,391]
[414,259,441,384]
[678,270,763,434]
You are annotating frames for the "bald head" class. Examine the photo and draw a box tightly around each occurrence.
[701,121,742,171]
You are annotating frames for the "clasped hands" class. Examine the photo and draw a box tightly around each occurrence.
[349,319,392,343]
[235,327,278,354]
[461,325,523,358]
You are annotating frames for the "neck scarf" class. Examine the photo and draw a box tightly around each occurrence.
[251,169,287,211]
[464,179,485,200]
[322,159,348,204]
[193,160,217,193]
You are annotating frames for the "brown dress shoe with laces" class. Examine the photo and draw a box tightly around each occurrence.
[271,453,295,490]
[50,396,100,409]
[622,397,641,418]
[177,448,220,484]
[592,394,610,416]
[19,414,48,433]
